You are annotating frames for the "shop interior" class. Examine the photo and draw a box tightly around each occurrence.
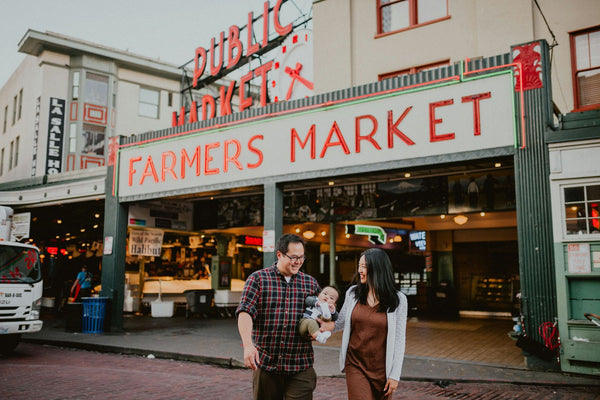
[23,157,520,318]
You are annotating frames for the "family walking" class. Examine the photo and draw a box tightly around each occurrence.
[236,233,408,400]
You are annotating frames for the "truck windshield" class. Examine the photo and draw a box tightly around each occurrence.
[0,246,42,283]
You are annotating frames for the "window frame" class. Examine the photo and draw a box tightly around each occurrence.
[138,87,160,119]
[376,0,450,38]
[562,182,600,239]
[13,136,19,168]
[12,95,17,125]
[570,25,600,111]
[378,59,450,81]
[18,89,23,120]
[3,105,7,133]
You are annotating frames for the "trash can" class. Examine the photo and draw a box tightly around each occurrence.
[82,297,108,333]
[65,302,83,332]
[184,289,214,318]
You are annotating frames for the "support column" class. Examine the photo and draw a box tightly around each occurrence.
[329,221,336,286]
[263,181,283,268]
[100,137,128,331]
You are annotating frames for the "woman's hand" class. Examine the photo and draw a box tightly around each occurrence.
[383,378,398,397]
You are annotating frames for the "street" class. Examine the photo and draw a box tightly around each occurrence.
[1,343,597,399]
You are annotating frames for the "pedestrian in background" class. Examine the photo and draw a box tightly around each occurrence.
[236,233,322,400]
[322,248,407,400]
[70,265,92,301]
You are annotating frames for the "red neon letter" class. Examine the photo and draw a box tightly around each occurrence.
[291,125,316,162]
[239,71,254,112]
[388,108,415,147]
[246,11,259,57]
[181,146,201,178]
[273,0,292,36]
[128,156,142,186]
[193,47,207,87]
[210,32,224,76]
[201,95,215,121]
[188,101,198,124]
[461,92,491,136]
[140,156,159,185]
[204,142,220,175]
[320,121,350,158]
[253,61,273,107]
[355,114,381,152]
[429,100,455,142]
[247,135,264,168]
[262,1,269,48]
[219,81,236,116]
[161,151,178,181]
[227,25,242,69]
[224,139,243,172]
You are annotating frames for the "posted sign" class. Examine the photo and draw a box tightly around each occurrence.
[128,230,164,256]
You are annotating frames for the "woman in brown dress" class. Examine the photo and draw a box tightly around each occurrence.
[328,248,408,399]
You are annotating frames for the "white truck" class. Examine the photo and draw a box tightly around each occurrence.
[0,206,43,353]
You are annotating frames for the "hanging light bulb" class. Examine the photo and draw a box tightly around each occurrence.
[453,215,468,225]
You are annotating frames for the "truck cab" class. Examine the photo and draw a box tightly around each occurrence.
[0,206,43,353]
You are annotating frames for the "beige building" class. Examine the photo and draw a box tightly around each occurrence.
[313,0,600,114]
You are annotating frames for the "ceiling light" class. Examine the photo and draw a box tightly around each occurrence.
[495,162,502,168]
[295,227,300,233]
[57,220,62,224]
[303,230,315,239]
[94,214,100,218]
[404,172,411,178]
[389,238,394,243]
[480,212,486,216]
[328,181,334,186]
[440,214,446,219]
[320,230,327,236]
[345,233,350,238]
[453,215,468,225]
[393,234,403,242]
[93,224,99,228]
[80,228,86,232]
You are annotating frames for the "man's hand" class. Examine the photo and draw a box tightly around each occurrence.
[243,343,260,370]
[317,318,335,332]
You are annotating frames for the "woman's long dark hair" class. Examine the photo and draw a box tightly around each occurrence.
[352,248,399,313]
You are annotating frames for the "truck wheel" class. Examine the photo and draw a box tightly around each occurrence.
[0,334,21,354]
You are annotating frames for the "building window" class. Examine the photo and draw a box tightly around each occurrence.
[72,71,80,100]
[0,148,3,176]
[168,92,173,107]
[379,59,450,81]
[564,184,600,236]
[139,87,160,118]
[12,95,17,125]
[84,72,109,106]
[9,141,13,171]
[13,136,19,167]
[377,0,448,36]
[18,89,23,120]
[571,26,600,110]
[3,106,6,133]
[82,124,105,156]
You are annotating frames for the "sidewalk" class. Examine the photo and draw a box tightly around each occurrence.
[24,311,600,387]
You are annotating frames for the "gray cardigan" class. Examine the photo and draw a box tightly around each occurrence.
[333,285,408,381]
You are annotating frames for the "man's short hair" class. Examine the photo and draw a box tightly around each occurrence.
[276,233,306,254]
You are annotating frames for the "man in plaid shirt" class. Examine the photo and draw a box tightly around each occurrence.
[236,233,323,400]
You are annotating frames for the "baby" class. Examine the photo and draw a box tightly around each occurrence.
[299,286,339,344]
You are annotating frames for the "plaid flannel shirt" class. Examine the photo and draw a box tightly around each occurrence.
[236,262,321,374]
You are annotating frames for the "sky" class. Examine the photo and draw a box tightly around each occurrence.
[0,0,313,86]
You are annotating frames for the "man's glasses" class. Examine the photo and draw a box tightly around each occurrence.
[283,253,307,263]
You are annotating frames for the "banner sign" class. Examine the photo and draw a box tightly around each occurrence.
[128,229,164,257]
[118,73,515,199]
[45,97,66,174]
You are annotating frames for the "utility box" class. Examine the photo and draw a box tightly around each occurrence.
[548,118,600,376]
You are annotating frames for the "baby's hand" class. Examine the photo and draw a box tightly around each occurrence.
[329,304,335,312]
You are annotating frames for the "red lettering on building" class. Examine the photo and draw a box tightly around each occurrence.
[140,156,159,184]
[239,71,254,112]
[291,125,316,162]
[204,142,220,175]
[224,139,243,172]
[181,147,201,178]
[387,108,415,147]
[128,156,142,186]
[247,135,264,168]
[320,121,350,158]
[219,81,236,116]
[461,92,491,136]
[161,151,178,181]
[355,114,381,152]
[227,25,242,69]
[429,100,455,142]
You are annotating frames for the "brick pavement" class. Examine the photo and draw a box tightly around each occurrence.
[2,343,599,400]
